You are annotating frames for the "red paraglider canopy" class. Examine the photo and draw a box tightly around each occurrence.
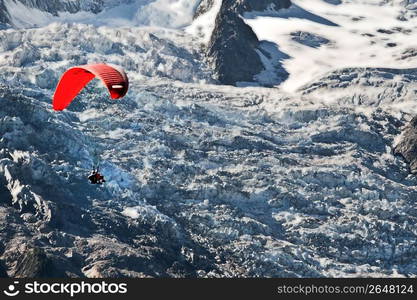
[53,63,129,111]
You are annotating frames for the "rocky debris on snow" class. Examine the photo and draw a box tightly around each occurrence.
[1,0,417,279]
[194,0,216,19]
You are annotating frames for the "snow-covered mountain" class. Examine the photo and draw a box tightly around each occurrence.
[1,0,417,278]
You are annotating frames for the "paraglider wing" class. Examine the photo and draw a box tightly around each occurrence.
[53,63,129,111]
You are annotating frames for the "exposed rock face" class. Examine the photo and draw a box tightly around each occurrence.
[0,82,216,278]
[290,31,331,48]
[323,0,342,4]
[0,0,104,27]
[394,116,417,174]
[2,0,417,279]
[206,0,291,85]
[194,0,215,19]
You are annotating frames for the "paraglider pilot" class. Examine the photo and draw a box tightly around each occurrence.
[88,168,106,184]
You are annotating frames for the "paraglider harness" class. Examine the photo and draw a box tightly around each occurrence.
[88,167,106,184]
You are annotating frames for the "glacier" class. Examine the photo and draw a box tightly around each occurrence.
[0,0,417,278]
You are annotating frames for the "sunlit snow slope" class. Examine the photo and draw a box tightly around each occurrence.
[244,0,417,91]
[0,0,417,278]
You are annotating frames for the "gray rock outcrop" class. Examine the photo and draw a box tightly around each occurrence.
[193,0,215,19]
[204,0,291,85]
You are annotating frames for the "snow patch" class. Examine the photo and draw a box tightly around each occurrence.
[186,0,223,43]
